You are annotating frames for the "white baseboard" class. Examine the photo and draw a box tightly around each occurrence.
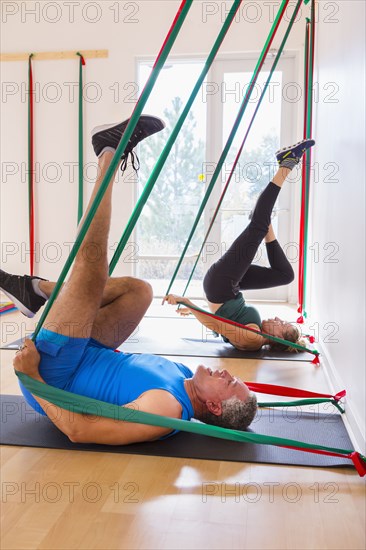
[318,341,366,454]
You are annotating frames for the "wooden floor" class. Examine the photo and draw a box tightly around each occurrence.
[1,305,365,550]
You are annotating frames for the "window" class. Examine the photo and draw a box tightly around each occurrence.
[136,60,207,296]
[135,55,296,301]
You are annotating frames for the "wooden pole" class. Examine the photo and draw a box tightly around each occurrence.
[0,50,108,62]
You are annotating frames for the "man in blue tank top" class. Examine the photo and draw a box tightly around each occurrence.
[3,116,257,445]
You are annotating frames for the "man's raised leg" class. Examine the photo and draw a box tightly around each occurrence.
[43,151,116,339]
[0,116,167,341]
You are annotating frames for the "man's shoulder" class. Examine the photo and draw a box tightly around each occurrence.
[136,389,183,419]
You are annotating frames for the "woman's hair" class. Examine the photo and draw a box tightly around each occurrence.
[203,392,258,430]
[268,324,306,353]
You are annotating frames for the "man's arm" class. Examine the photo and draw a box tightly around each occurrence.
[164,295,266,351]
[13,340,182,445]
[33,389,182,445]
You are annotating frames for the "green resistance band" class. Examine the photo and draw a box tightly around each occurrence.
[164,0,291,297]
[16,371,365,473]
[258,398,344,414]
[32,0,193,340]
[181,0,304,296]
[108,0,242,274]
[302,3,316,318]
[297,19,310,320]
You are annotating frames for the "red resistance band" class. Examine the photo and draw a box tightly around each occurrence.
[298,9,316,323]
[245,382,345,402]
[183,303,320,365]
[297,22,310,323]
[202,0,293,241]
[280,447,366,477]
[113,351,343,403]
[299,6,316,318]
[153,0,187,69]
[115,350,343,404]
[0,304,17,313]
[127,0,189,126]
[28,55,35,276]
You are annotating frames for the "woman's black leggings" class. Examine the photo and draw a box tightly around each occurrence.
[203,181,295,303]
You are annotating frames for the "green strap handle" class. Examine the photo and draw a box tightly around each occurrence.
[258,398,344,414]
[181,0,304,296]
[164,0,291,296]
[108,0,242,274]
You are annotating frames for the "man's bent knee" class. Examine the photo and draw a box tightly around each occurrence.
[124,277,153,305]
[136,279,153,302]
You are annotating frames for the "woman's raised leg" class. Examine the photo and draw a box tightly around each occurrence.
[237,223,295,291]
[203,167,290,303]
[203,138,315,303]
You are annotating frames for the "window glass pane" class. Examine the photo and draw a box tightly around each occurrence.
[220,71,282,259]
[136,61,207,291]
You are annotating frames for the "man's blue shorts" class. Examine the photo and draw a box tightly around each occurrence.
[18,328,115,415]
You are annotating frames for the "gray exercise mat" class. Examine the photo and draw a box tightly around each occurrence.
[122,317,311,360]
[0,395,353,469]
[2,317,311,361]
[118,335,309,360]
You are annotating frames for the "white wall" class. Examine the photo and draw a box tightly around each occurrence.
[310,0,365,447]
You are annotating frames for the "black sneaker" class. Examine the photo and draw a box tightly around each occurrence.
[276,138,315,170]
[0,269,47,318]
[92,115,166,172]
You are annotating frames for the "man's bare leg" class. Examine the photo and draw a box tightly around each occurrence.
[39,276,153,348]
[43,151,117,339]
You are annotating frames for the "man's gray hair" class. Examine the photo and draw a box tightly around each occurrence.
[204,392,258,430]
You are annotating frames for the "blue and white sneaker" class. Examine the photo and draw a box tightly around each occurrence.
[92,115,165,173]
[276,138,315,170]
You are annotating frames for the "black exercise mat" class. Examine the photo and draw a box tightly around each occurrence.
[2,319,310,361]
[123,318,311,360]
[118,335,309,360]
[0,395,353,469]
